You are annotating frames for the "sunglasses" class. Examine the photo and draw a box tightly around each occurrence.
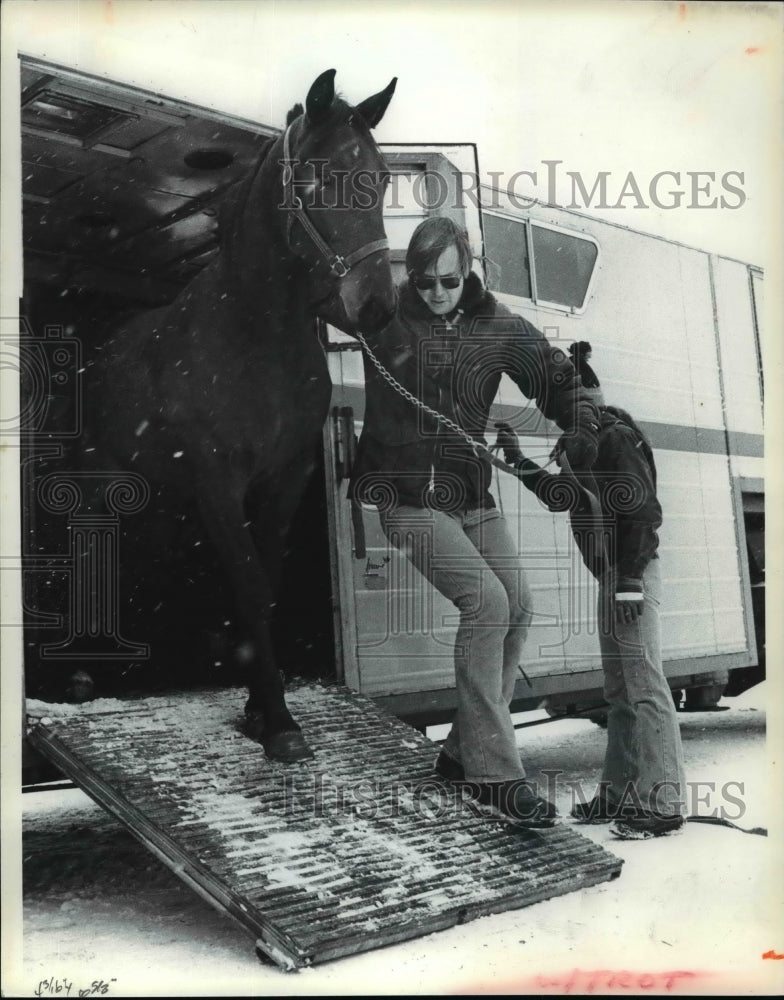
[410,272,463,291]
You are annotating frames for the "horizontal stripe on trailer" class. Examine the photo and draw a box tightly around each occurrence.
[331,384,764,460]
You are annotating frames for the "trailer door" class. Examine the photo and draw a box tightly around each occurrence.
[323,145,487,718]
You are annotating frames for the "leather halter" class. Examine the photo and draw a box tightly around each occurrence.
[281,121,389,278]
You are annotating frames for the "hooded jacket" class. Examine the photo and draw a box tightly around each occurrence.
[513,406,662,581]
[348,272,599,511]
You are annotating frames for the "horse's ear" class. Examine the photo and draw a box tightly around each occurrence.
[286,103,304,127]
[354,77,397,129]
[306,69,337,124]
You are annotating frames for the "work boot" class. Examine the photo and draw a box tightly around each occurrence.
[611,810,685,840]
[470,779,558,828]
[433,749,465,782]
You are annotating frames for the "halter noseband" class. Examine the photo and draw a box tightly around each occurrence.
[281,122,389,278]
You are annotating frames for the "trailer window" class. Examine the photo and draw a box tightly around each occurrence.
[532,225,598,310]
[482,213,598,311]
[483,213,532,299]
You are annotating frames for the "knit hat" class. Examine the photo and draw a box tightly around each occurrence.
[569,341,605,406]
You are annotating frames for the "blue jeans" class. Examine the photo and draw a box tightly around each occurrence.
[598,559,686,816]
[380,505,533,782]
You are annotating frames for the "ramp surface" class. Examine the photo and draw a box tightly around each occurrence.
[27,684,623,971]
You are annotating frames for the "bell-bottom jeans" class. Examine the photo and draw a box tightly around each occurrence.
[598,558,686,816]
[380,505,533,782]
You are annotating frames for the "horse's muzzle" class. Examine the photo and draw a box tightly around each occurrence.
[332,246,395,332]
[355,287,398,335]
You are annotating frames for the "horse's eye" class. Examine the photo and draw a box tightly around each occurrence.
[346,114,355,127]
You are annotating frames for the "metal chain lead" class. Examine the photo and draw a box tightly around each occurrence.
[354,331,519,474]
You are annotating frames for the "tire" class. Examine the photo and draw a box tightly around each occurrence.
[683,683,726,710]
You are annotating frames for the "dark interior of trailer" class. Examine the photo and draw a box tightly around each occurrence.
[19,59,335,706]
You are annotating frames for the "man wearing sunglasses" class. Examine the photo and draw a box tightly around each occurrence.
[348,216,601,828]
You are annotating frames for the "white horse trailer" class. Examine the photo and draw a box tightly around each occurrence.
[9,63,764,764]
[324,144,765,728]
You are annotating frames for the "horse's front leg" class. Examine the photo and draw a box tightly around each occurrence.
[195,480,313,763]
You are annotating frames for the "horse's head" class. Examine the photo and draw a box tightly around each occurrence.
[280,69,398,335]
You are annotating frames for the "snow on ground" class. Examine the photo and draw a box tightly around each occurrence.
[4,682,783,997]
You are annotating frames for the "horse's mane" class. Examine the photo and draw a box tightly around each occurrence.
[216,93,358,253]
[215,134,276,249]
[287,92,354,130]
[286,103,303,125]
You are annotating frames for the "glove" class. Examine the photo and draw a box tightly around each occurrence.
[614,576,644,625]
[493,422,523,464]
[554,420,599,469]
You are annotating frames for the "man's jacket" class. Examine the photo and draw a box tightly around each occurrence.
[348,272,599,511]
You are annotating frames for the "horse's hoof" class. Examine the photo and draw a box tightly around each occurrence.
[264,730,315,764]
[243,713,314,763]
[244,710,266,742]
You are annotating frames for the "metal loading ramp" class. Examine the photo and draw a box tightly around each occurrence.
[27,684,623,971]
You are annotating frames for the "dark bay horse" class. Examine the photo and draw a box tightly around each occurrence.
[82,70,397,762]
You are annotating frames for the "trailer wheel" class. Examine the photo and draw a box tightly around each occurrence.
[684,683,726,710]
